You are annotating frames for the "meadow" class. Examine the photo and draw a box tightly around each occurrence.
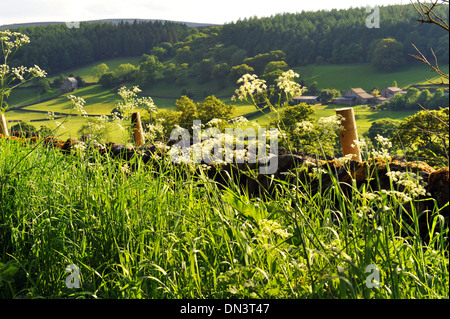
[1,56,449,300]
[0,134,448,299]
[293,63,450,92]
[5,59,439,140]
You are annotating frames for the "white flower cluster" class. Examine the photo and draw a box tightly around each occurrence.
[381,189,413,204]
[317,114,344,134]
[115,86,156,118]
[294,120,315,134]
[67,95,87,117]
[276,70,305,97]
[258,219,292,239]
[0,30,30,55]
[386,171,428,198]
[371,134,392,158]
[1,63,46,81]
[0,64,9,78]
[335,154,356,165]
[206,118,225,128]
[47,111,65,129]
[80,115,111,141]
[232,74,267,101]
[145,120,165,142]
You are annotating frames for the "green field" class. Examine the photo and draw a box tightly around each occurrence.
[294,63,449,92]
[1,131,448,299]
[3,59,448,140]
[47,57,142,83]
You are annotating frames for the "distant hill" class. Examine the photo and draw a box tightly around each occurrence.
[0,18,220,30]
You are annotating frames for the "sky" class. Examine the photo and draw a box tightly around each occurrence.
[0,0,409,26]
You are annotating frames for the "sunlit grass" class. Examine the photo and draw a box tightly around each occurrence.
[0,139,447,299]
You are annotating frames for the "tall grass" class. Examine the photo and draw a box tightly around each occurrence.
[0,138,448,298]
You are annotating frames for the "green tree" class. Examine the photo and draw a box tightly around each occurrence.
[10,121,37,133]
[175,46,193,64]
[273,103,317,151]
[92,63,109,80]
[175,95,198,126]
[277,103,315,131]
[318,89,341,103]
[229,64,254,83]
[196,58,214,84]
[150,46,168,60]
[371,38,406,71]
[392,107,449,165]
[364,118,401,147]
[175,64,189,86]
[417,89,432,108]
[430,89,449,109]
[138,55,163,84]
[263,61,289,74]
[99,72,120,88]
[403,87,421,109]
[117,63,138,82]
[34,78,51,94]
[163,63,177,82]
[306,82,319,95]
[196,95,234,123]
[212,63,230,89]
[154,109,182,136]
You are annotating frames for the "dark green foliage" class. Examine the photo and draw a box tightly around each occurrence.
[364,118,401,146]
[383,88,449,110]
[99,72,120,88]
[318,89,341,103]
[219,4,449,66]
[10,21,191,74]
[392,107,449,163]
[10,121,37,133]
[371,38,406,71]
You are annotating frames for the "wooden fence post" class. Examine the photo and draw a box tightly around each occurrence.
[131,112,145,147]
[0,114,9,137]
[335,107,362,162]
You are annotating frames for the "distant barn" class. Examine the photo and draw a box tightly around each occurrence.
[292,95,320,105]
[60,77,78,93]
[380,86,407,99]
[336,88,377,106]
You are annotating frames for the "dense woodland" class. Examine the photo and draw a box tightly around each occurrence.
[6,3,449,77]
[219,4,449,66]
[8,21,192,74]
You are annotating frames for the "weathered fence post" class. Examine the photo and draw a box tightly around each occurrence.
[131,112,145,147]
[335,107,362,162]
[0,114,9,137]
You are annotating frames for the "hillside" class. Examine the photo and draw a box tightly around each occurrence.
[2,3,449,141]
[0,18,220,30]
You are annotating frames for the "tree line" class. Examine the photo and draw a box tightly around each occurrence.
[7,21,192,74]
[219,4,449,67]
[5,3,448,79]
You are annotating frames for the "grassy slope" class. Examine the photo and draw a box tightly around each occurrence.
[294,63,449,92]
[4,58,449,139]
[46,57,142,83]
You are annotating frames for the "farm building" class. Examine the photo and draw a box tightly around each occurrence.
[292,95,320,105]
[335,96,357,106]
[372,96,388,104]
[380,86,407,99]
[336,88,375,106]
[60,77,78,93]
[343,88,374,104]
